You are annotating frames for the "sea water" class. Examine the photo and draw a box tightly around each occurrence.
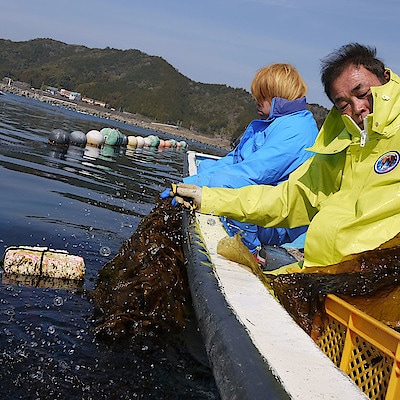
[0,93,224,399]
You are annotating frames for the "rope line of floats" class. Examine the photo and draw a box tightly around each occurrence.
[4,127,189,284]
[48,127,188,151]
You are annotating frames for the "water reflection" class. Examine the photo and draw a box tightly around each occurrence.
[0,93,224,399]
[66,145,86,161]
[99,144,120,162]
[83,145,101,160]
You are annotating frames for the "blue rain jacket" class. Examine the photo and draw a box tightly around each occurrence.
[184,97,318,252]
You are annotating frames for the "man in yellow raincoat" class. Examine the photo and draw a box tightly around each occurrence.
[171,43,400,268]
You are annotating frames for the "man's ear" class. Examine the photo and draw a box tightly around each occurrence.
[384,69,390,83]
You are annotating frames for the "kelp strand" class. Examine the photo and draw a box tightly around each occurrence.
[90,198,190,339]
[266,237,400,339]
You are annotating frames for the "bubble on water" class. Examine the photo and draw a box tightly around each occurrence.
[150,246,159,255]
[5,308,15,316]
[83,384,91,392]
[59,360,69,372]
[185,373,194,381]
[16,348,28,359]
[30,369,43,380]
[100,246,111,257]
[53,296,64,307]
[48,325,56,334]
[3,328,12,336]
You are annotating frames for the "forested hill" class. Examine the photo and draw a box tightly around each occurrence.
[0,38,328,141]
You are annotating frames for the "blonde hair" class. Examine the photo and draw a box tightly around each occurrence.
[250,63,307,104]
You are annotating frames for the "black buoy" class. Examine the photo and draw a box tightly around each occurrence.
[48,128,70,147]
[69,130,87,147]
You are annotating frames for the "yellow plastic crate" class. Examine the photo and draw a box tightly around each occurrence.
[317,294,400,400]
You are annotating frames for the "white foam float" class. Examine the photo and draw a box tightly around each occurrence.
[3,246,85,280]
[136,136,145,148]
[127,135,138,147]
[86,129,105,147]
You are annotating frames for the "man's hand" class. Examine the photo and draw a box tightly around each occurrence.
[160,183,202,210]
[175,184,203,211]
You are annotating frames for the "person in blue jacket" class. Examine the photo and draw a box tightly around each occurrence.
[163,63,318,265]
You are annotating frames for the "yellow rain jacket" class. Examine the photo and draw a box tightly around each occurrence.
[202,70,400,267]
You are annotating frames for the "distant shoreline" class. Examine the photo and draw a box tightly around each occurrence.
[0,83,232,151]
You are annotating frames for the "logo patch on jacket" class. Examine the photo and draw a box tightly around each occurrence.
[374,151,400,174]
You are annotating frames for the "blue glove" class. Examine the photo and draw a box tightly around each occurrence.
[160,188,172,199]
[160,184,180,206]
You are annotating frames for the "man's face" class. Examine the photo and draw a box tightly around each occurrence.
[329,65,386,129]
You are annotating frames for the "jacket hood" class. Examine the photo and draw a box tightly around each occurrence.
[372,70,400,133]
[251,97,307,125]
[308,69,400,155]
[269,97,307,119]
[233,97,309,149]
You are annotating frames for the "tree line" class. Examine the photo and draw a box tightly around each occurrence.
[0,38,328,142]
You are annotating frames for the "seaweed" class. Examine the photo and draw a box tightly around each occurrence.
[266,237,400,340]
[90,198,190,339]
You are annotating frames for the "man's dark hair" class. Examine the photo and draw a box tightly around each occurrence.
[321,43,386,101]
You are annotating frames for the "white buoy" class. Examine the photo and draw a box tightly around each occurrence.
[144,136,152,147]
[136,136,145,148]
[86,130,104,147]
[127,136,137,147]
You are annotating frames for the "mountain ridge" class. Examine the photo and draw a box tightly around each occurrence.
[0,38,328,141]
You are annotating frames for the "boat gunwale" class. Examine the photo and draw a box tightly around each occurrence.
[181,211,291,400]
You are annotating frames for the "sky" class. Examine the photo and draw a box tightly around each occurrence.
[1,0,400,109]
